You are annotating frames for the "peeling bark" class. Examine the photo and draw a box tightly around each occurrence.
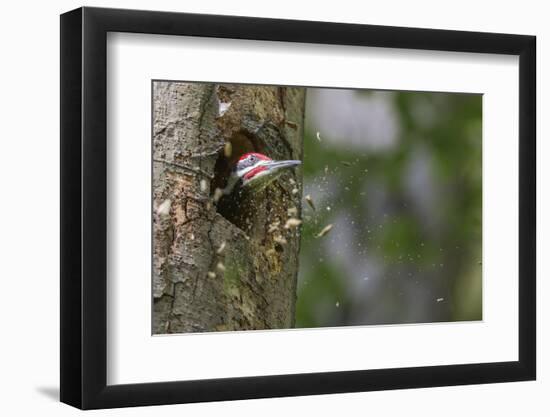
[152,81,305,334]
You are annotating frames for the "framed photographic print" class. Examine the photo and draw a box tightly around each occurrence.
[60,6,536,409]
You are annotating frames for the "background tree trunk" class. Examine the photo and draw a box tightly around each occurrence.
[152,81,305,334]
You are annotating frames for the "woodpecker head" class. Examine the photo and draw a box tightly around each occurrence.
[234,152,301,191]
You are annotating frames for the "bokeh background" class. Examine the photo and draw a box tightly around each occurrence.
[296,88,482,328]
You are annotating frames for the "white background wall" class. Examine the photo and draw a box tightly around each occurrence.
[0,0,546,415]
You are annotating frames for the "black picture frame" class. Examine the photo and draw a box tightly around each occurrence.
[60,6,536,410]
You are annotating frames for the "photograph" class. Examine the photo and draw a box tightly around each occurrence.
[54,4,537,411]
[152,81,482,334]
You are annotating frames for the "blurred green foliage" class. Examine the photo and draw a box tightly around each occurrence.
[296,90,482,328]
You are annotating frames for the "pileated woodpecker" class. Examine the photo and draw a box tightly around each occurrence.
[216,152,301,228]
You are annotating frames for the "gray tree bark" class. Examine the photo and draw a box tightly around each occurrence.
[152,82,305,334]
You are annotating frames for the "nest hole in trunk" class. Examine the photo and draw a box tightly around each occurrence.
[212,131,263,231]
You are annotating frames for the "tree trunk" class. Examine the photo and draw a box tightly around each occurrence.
[152,81,305,334]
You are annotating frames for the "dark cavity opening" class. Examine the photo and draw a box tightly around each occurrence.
[212,132,262,230]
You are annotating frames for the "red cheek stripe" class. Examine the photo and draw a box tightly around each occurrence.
[243,165,267,180]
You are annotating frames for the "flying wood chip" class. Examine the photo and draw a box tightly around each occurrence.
[305,194,316,211]
[216,241,226,254]
[224,142,233,158]
[316,224,333,238]
[284,218,302,229]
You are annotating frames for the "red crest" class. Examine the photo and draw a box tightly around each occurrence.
[238,152,272,162]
